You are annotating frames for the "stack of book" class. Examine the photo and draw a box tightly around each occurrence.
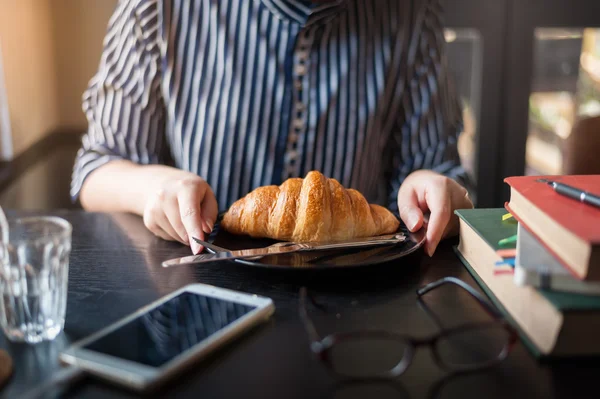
[454,175,600,358]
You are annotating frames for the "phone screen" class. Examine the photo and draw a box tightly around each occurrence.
[82,292,258,368]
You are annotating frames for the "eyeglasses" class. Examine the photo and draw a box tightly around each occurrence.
[299,277,518,380]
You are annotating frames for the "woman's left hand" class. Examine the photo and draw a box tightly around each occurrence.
[397,169,473,257]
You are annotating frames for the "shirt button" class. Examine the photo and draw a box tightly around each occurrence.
[295,102,306,112]
[285,150,298,163]
[288,132,299,143]
[293,118,304,130]
[285,165,296,177]
[297,50,309,61]
[300,33,312,46]
[295,64,307,76]
[294,80,303,90]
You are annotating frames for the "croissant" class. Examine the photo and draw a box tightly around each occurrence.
[221,171,400,242]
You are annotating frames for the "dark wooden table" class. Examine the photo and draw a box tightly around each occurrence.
[1,211,598,399]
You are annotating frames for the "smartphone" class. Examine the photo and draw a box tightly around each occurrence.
[60,283,275,392]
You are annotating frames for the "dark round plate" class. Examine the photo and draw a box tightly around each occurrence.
[206,223,426,270]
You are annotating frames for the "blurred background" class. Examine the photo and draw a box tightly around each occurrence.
[0,0,599,210]
[0,0,117,209]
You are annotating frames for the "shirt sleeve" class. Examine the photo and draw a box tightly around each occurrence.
[70,0,166,202]
[387,0,474,212]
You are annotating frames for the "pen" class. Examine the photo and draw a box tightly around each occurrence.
[540,179,600,209]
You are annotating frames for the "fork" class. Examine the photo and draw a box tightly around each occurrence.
[192,237,266,260]
[192,238,229,253]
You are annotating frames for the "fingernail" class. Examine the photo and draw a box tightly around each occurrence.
[407,210,420,230]
[202,220,213,234]
[427,239,440,257]
[190,237,201,255]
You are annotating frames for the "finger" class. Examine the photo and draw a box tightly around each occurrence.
[152,208,183,243]
[424,180,452,257]
[178,182,208,254]
[144,211,179,242]
[152,226,177,242]
[456,186,474,209]
[442,185,473,239]
[162,196,189,244]
[143,191,181,242]
[397,185,424,232]
[200,187,218,234]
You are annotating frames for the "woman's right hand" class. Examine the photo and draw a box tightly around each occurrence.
[142,172,218,254]
[79,161,218,254]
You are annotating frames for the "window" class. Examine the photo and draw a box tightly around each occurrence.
[445,28,483,189]
[526,28,600,175]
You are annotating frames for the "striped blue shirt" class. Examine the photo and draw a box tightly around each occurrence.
[71,0,467,213]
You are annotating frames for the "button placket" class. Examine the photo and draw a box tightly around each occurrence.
[284,27,314,179]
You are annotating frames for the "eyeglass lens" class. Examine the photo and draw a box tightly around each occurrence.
[329,336,410,378]
[435,324,511,369]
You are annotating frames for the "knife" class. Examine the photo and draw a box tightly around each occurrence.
[161,233,406,267]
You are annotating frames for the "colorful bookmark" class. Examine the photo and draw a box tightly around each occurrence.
[498,234,517,247]
[493,269,515,276]
[495,258,515,267]
[496,248,517,258]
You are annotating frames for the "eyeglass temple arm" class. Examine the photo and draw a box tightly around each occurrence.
[417,277,504,319]
[299,287,323,342]
[416,296,447,331]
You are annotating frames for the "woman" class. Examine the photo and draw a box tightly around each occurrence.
[72,0,473,255]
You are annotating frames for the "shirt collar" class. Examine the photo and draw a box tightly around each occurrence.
[260,0,346,26]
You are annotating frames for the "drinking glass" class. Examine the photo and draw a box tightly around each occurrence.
[0,216,72,343]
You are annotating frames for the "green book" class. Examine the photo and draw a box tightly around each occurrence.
[457,208,518,250]
[455,208,600,358]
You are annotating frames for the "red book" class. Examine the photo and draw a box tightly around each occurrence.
[504,175,600,281]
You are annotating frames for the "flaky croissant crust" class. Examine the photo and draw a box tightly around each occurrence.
[221,171,400,242]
